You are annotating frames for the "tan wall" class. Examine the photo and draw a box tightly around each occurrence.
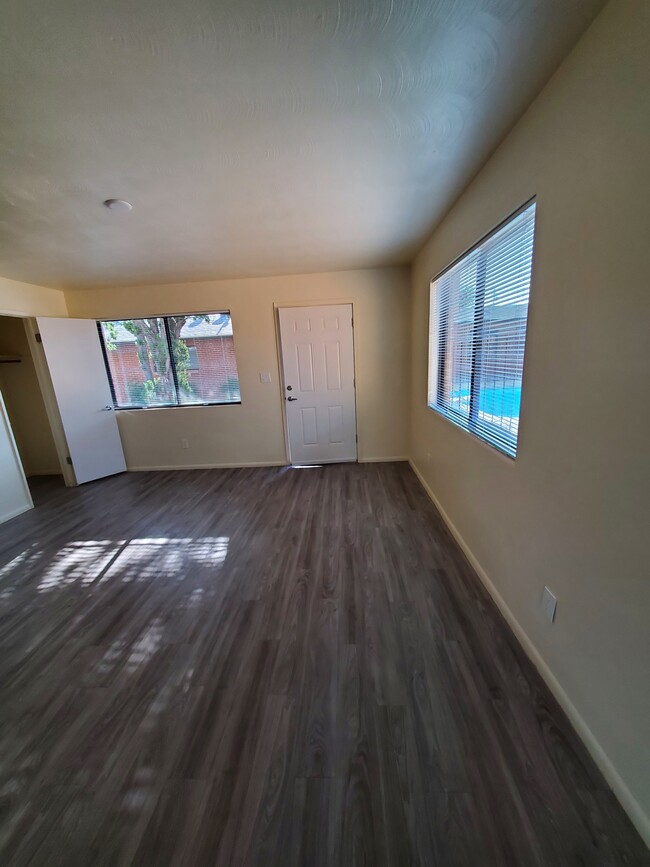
[0,276,67,317]
[410,0,649,841]
[0,316,61,476]
[66,267,410,468]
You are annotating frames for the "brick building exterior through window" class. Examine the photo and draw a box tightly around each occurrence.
[99,313,240,408]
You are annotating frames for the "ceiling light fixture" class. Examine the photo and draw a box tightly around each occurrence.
[103,198,133,212]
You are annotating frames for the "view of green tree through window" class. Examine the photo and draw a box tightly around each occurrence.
[98,312,240,409]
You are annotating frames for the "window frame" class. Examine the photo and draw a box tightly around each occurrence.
[186,345,199,370]
[428,198,536,458]
[97,310,241,410]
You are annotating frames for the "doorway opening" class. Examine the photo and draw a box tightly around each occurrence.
[0,315,67,510]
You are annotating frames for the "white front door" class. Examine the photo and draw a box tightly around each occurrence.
[278,304,357,465]
[37,317,127,484]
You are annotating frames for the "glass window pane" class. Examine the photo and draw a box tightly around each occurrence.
[428,200,536,458]
[100,318,177,408]
[187,346,199,370]
[476,208,535,439]
[442,260,476,418]
[169,313,241,405]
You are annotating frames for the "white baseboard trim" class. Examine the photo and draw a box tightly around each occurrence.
[408,458,650,848]
[128,459,411,471]
[358,456,409,463]
[128,461,288,472]
[0,502,33,524]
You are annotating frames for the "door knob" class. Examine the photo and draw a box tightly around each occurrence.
[101,405,114,411]
[286,396,298,402]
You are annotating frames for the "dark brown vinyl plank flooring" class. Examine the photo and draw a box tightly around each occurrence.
[0,463,647,866]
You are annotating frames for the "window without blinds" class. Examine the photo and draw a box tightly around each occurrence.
[428,200,536,458]
[98,312,240,409]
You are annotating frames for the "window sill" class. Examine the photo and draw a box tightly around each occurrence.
[115,401,242,412]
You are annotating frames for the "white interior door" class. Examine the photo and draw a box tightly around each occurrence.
[278,304,357,465]
[0,389,33,523]
[37,318,127,484]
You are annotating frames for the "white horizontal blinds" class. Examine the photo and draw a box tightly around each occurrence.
[435,251,479,420]
[473,204,536,452]
[428,200,536,458]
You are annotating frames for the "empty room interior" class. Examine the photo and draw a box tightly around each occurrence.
[0,0,649,864]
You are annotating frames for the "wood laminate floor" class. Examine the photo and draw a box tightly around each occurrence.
[0,463,647,866]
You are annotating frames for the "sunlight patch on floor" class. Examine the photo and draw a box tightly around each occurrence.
[24,536,231,593]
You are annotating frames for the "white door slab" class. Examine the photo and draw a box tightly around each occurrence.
[37,318,127,484]
[0,389,33,523]
[278,304,357,465]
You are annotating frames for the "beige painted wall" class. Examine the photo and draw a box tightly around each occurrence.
[0,276,67,317]
[66,267,410,468]
[0,316,61,476]
[410,0,649,841]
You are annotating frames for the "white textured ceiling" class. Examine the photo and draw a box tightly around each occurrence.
[1,0,605,290]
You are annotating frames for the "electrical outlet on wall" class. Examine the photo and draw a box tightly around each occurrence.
[181,438,189,450]
[542,586,557,623]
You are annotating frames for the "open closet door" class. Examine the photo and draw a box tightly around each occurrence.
[0,389,33,523]
[36,318,126,484]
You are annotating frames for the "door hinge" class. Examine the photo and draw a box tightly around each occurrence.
[66,456,73,465]
[355,434,358,443]
[35,333,42,343]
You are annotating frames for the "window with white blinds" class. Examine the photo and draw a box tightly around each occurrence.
[428,200,536,458]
